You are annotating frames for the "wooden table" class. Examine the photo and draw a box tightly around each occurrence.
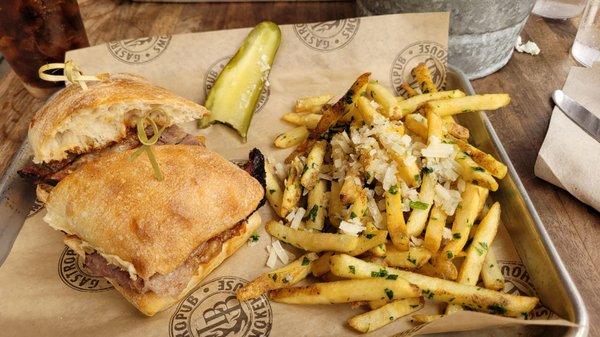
[0,1,598,334]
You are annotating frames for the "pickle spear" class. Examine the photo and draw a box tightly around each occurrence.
[199,21,281,141]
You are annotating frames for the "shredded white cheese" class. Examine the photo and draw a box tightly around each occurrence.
[265,245,277,268]
[290,207,306,229]
[272,240,290,265]
[339,218,365,236]
[442,227,453,241]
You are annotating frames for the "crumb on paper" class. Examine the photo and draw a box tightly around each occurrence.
[515,36,540,55]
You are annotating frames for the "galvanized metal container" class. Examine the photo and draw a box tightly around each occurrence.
[357,0,536,79]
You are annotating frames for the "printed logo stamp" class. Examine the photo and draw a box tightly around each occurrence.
[107,36,171,64]
[28,199,44,217]
[58,246,113,292]
[390,41,447,96]
[170,276,272,337]
[293,18,360,52]
[205,56,269,112]
[499,261,554,319]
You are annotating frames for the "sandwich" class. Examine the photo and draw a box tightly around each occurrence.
[44,145,265,316]
[18,73,208,202]
[19,73,267,315]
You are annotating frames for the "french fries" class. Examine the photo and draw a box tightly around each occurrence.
[269,278,421,304]
[305,179,329,230]
[236,253,318,301]
[446,202,501,314]
[264,161,285,217]
[406,173,436,237]
[245,71,535,332]
[330,254,539,317]
[282,112,322,129]
[423,94,510,117]
[452,137,507,179]
[274,125,309,148]
[300,140,327,190]
[412,314,443,324]
[347,298,424,333]
[481,248,505,291]
[295,94,332,113]
[266,220,359,253]
[280,157,304,216]
[392,90,466,118]
[385,183,409,250]
[384,245,432,269]
[411,63,438,94]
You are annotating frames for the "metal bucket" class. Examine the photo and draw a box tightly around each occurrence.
[357,0,536,79]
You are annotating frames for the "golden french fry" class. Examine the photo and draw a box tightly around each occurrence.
[237,253,318,301]
[311,252,333,277]
[443,117,470,140]
[406,173,436,237]
[423,205,448,253]
[356,96,382,124]
[305,179,329,230]
[265,161,285,217]
[423,94,510,117]
[400,82,419,97]
[426,110,444,141]
[280,157,304,216]
[266,220,359,253]
[348,188,368,221]
[392,90,466,118]
[340,173,361,205]
[282,112,322,129]
[329,254,539,317]
[274,126,309,148]
[385,246,432,269]
[347,230,388,256]
[347,298,424,333]
[436,184,489,263]
[383,147,421,187]
[295,94,333,113]
[328,180,343,227]
[455,153,499,191]
[385,183,409,251]
[411,63,438,94]
[370,243,387,257]
[366,82,401,117]
[404,113,428,140]
[301,140,327,190]
[269,278,421,304]
[452,137,507,179]
[412,314,443,324]
[481,248,505,291]
[368,299,390,310]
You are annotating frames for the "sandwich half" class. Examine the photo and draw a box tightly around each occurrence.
[19,73,208,202]
[44,145,265,316]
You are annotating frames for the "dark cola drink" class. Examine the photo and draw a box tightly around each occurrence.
[0,0,89,97]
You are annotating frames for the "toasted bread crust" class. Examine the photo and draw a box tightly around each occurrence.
[44,145,264,279]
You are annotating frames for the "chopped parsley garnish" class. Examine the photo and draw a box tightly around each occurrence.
[270,274,277,282]
[365,233,375,239]
[414,174,421,182]
[453,232,462,239]
[407,253,417,265]
[488,304,507,315]
[422,289,434,299]
[250,232,260,242]
[302,165,309,174]
[349,265,356,274]
[386,274,398,280]
[472,166,485,172]
[409,201,429,210]
[388,184,399,195]
[301,257,310,266]
[371,269,389,278]
[409,304,419,308]
[475,241,489,256]
[307,205,319,222]
[446,251,454,259]
[384,288,394,300]
[421,166,433,174]
[268,189,276,194]
[350,211,357,219]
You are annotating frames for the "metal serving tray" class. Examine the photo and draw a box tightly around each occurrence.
[0,66,587,337]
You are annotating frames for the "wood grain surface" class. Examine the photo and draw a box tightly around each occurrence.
[0,1,597,334]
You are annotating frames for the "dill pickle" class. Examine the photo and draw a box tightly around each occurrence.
[199,21,281,141]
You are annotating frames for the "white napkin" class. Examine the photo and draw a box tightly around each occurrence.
[535,63,600,211]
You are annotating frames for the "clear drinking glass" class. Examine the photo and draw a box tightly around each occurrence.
[572,0,600,67]
[532,0,586,19]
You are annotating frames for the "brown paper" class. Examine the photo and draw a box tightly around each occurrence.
[0,13,575,337]
[535,65,600,211]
